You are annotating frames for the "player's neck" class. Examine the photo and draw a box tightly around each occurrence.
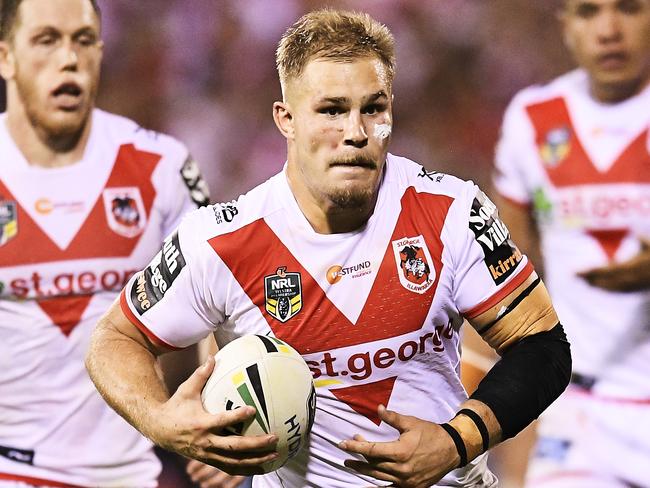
[5,98,92,168]
[590,76,650,104]
[286,173,377,235]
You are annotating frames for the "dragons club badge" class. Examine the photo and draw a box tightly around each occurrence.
[392,235,436,294]
[264,267,302,322]
[102,187,147,238]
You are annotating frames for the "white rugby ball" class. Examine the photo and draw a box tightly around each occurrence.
[201,334,316,473]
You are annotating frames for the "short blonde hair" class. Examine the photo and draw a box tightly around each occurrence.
[276,8,395,92]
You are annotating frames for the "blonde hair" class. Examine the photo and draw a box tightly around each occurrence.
[276,8,395,93]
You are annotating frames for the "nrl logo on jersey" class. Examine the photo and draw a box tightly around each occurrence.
[264,267,302,323]
[102,187,147,238]
[0,201,17,247]
[540,126,571,167]
[392,235,436,294]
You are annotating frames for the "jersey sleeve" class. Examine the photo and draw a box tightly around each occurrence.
[120,208,222,349]
[493,94,536,206]
[162,150,211,237]
[451,183,534,319]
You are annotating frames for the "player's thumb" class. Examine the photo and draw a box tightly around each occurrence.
[179,355,215,397]
[378,404,410,433]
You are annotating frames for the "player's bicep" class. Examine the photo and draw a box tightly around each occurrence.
[468,271,558,355]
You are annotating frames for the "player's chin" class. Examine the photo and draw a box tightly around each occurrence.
[328,183,375,209]
[46,110,90,138]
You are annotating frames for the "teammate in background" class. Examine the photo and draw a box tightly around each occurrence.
[0,0,223,486]
[86,9,571,487]
[493,0,650,486]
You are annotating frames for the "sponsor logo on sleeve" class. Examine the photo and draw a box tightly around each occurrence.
[0,201,17,246]
[213,201,238,224]
[181,155,210,207]
[264,266,302,323]
[103,187,147,238]
[131,231,186,314]
[468,191,522,284]
[391,235,436,294]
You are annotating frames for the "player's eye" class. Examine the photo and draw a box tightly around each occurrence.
[617,0,642,14]
[320,106,343,116]
[77,33,98,46]
[574,2,600,18]
[363,104,386,115]
[33,34,57,46]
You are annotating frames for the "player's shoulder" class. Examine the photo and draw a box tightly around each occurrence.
[507,69,586,113]
[387,153,475,202]
[178,172,284,244]
[94,109,189,165]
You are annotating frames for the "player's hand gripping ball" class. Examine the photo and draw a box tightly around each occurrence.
[201,335,316,473]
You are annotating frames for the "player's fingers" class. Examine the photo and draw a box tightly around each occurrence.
[344,459,401,484]
[196,468,232,487]
[338,438,396,460]
[205,433,278,456]
[178,356,216,397]
[208,406,257,431]
[377,404,411,433]
[187,462,222,483]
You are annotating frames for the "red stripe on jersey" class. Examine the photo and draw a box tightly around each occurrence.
[525,97,650,187]
[210,187,453,355]
[0,144,160,267]
[0,472,88,487]
[463,260,534,319]
[119,289,182,351]
[330,376,397,426]
[36,295,92,336]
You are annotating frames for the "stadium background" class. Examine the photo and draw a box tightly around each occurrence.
[0,1,575,486]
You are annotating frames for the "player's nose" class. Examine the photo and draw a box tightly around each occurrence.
[344,111,368,148]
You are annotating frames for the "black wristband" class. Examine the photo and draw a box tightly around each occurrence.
[439,423,468,468]
[456,409,489,453]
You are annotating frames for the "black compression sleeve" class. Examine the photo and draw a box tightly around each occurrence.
[470,323,571,440]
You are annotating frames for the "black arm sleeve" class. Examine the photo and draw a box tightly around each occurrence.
[470,323,571,440]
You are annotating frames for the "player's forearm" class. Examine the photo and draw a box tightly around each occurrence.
[85,315,170,443]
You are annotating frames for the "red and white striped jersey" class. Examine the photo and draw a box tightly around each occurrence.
[494,69,650,399]
[0,109,208,487]
[122,154,530,487]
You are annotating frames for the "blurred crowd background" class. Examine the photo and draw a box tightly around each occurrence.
[0,0,577,486]
[1,0,574,200]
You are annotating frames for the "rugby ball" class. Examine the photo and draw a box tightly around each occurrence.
[201,334,316,473]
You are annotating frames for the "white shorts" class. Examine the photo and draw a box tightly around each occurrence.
[524,385,650,488]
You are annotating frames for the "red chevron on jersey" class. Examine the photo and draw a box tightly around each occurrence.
[0,144,160,267]
[330,377,397,426]
[36,295,92,336]
[585,228,629,262]
[210,187,453,354]
[525,97,650,187]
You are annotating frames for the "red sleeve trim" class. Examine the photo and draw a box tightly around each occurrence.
[0,472,87,488]
[494,190,531,210]
[463,260,534,319]
[119,289,182,351]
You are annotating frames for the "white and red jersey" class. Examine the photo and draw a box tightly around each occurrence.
[494,69,650,400]
[122,154,532,487]
[0,109,208,487]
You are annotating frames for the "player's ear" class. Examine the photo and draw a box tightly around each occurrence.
[556,7,574,52]
[0,41,16,80]
[273,100,295,140]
